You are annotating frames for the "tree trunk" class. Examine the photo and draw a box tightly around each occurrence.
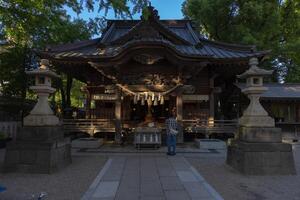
[66,75,73,108]
[60,88,66,110]
[21,47,28,100]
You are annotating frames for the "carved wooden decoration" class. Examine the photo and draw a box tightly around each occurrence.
[133,54,163,65]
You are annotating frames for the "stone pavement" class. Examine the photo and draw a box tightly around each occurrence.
[82,155,223,200]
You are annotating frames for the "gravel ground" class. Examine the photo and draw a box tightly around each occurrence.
[0,149,107,200]
[1,144,300,200]
[187,144,300,200]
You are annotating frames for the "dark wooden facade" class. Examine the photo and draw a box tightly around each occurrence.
[40,5,268,142]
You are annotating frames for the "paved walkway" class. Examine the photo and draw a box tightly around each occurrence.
[82,155,223,200]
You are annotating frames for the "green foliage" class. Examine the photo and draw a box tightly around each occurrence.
[183,0,300,82]
[0,132,7,140]
[82,0,148,18]
[70,79,86,108]
[0,45,27,97]
[0,0,148,106]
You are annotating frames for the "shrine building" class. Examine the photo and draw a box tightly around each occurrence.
[39,5,274,144]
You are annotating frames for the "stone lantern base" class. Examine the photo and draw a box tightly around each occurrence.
[227,127,296,175]
[3,126,71,174]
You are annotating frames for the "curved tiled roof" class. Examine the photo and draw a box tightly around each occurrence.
[42,18,269,61]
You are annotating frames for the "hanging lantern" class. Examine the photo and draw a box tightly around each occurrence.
[133,95,137,104]
[144,92,148,100]
[158,93,161,101]
[137,93,140,101]
[141,97,145,105]
[154,96,158,106]
[160,95,164,105]
[151,93,155,101]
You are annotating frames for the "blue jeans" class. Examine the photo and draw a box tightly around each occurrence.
[167,134,176,155]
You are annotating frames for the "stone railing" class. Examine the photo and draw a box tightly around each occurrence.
[0,121,21,140]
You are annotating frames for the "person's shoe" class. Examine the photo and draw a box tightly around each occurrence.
[167,152,172,156]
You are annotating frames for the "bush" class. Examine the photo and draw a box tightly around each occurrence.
[0,132,8,140]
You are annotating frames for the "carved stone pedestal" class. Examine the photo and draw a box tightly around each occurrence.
[4,126,71,174]
[227,57,296,175]
[3,59,71,173]
[227,138,296,175]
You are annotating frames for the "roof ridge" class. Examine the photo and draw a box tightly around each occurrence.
[200,38,257,52]
[46,38,100,52]
[108,18,192,45]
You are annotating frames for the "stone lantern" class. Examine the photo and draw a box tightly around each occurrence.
[227,57,296,175]
[237,57,275,128]
[23,59,60,126]
[4,59,71,174]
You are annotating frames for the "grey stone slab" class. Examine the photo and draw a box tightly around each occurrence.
[172,163,190,171]
[141,196,165,200]
[122,170,139,177]
[141,180,164,196]
[140,164,156,170]
[81,159,112,200]
[165,190,191,200]
[118,178,140,190]
[115,188,139,200]
[92,181,119,198]
[123,163,139,171]
[141,174,160,181]
[141,169,160,181]
[115,196,139,200]
[169,158,190,171]
[177,171,198,182]
[202,182,224,200]
[155,157,171,166]
[160,176,184,190]
[101,158,125,181]
[158,168,177,177]
[182,182,212,199]
[191,198,215,200]
[101,169,123,181]
[123,169,139,174]
[90,197,114,200]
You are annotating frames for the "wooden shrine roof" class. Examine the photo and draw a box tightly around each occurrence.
[237,83,300,100]
[40,6,269,63]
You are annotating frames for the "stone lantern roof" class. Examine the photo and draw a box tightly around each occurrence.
[26,59,59,78]
[237,58,273,79]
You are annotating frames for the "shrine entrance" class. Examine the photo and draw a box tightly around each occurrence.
[43,5,268,145]
[129,98,171,123]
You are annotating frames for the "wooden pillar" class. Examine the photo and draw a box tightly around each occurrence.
[209,76,215,127]
[176,94,184,143]
[85,90,91,119]
[115,90,122,143]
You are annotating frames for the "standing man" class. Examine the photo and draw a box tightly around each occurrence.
[166,108,178,156]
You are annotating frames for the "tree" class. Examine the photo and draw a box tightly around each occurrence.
[0,0,149,108]
[182,0,300,82]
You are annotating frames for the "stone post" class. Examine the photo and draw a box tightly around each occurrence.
[227,58,296,175]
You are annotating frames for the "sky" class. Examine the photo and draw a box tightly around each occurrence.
[66,0,185,21]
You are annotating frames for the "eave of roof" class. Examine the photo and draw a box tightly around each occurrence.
[40,38,268,64]
[236,83,300,100]
[39,6,269,63]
